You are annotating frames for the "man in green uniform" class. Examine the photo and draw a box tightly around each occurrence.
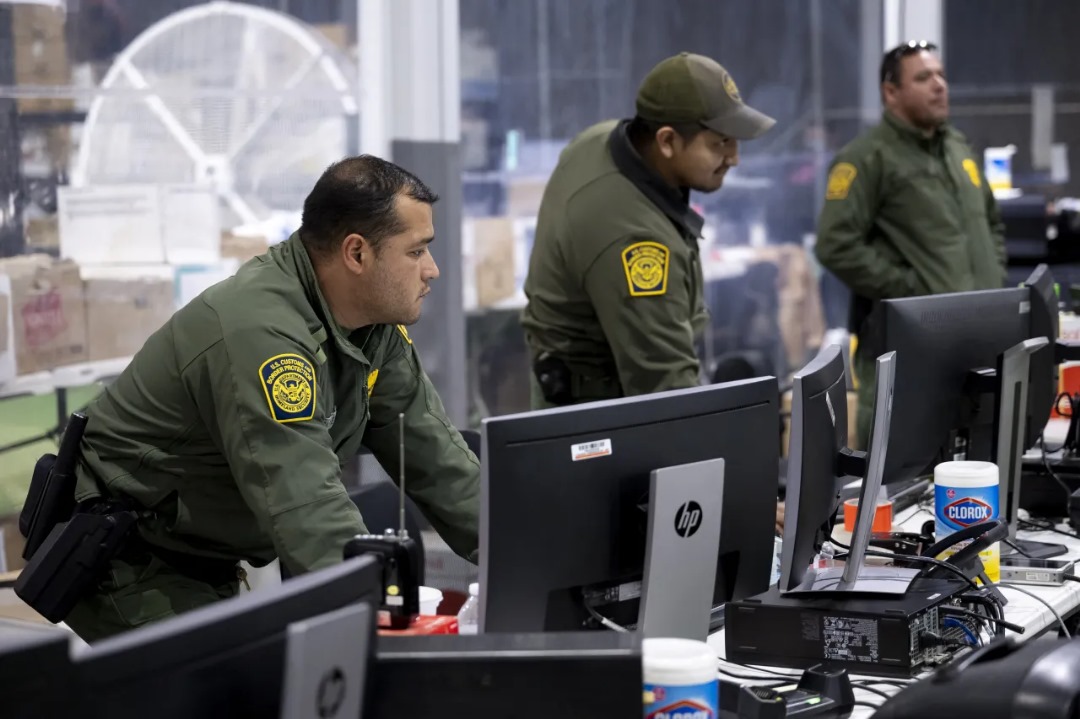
[521,52,776,408]
[814,41,1006,448]
[62,156,479,641]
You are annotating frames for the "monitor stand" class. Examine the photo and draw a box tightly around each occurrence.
[638,457,724,641]
[786,351,921,597]
[994,337,1067,560]
[280,601,373,719]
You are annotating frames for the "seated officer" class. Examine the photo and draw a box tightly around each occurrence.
[61,156,479,641]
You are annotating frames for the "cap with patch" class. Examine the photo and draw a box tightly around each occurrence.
[635,52,776,141]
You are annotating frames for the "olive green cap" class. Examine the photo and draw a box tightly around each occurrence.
[635,52,776,140]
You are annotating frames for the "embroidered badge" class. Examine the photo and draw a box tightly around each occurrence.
[621,242,670,297]
[259,353,316,423]
[962,158,982,188]
[722,71,741,102]
[826,162,857,200]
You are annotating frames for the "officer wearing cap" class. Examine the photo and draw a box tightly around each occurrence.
[814,42,1006,447]
[522,52,776,408]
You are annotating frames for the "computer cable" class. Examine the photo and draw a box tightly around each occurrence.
[716,667,793,685]
[1064,575,1080,584]
[1019,517,1080,540]
[717,656,802,679]
[848,684,891,702]
[942,616,981,646]
[996,582,1071,638]
[581,597,630,633]
[939,606,1025,636]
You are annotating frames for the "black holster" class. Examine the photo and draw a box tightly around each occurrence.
[849,294,885,361]
[15,504,138,623]
[532,352,573,406]
[15,412,139,623]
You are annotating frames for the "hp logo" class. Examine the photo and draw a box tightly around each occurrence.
[674,501,703,538]
[317,667,346,718]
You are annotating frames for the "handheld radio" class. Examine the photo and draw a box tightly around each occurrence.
[343,413,421,629]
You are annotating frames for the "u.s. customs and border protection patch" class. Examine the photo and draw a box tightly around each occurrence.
[259,353,316,422]
[826,162,857,200]
[621,242,670,297]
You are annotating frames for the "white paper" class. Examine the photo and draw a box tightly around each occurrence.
[58,185,164,265]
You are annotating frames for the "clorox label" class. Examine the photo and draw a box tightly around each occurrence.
[647,700,714,719]
[943,497,993,527]
[643,682,717,719]
[936,483,998,534]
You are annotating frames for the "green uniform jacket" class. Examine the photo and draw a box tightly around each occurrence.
[815,111,1006,305]
[521,119,709,404]
[814,111,1006,446]
[74,233,479,576]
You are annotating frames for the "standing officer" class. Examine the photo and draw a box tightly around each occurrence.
[521,52,776,409]
[62,156,479,641]
[814,41,1006,447]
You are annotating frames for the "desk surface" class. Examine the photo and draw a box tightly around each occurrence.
[0,357,131,400]
[707,502,1080,717]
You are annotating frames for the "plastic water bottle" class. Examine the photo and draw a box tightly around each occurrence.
[457,582,480,634]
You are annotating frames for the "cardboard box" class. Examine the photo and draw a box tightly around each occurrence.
[0,276,12,384]
[24,216,59,250]
[220,232,270,264]
[471,217,516,308]
[0,288,8,355]
[0,255,87,374]
[13,5,72,115]
[505,177,548,217]
[84,274,175,361]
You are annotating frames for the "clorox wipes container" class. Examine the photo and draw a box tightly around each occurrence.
[934,461,1000,582]
[642,638,718,719]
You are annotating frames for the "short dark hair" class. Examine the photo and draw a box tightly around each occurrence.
[880,40,938,85]
[626,115,705,147]
[299,155,438,258]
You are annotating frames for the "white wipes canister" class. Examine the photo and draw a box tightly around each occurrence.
[642,638,718,719]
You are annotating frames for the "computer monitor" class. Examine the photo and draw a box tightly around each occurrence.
[368,632,643,718]
[778,345,912,595]
[479,377,780,633]
[881,282,1063,558]
[881,286,1036,484]
[73,556,381,719]
[1,620,74,719]
[1024,263,1058,450]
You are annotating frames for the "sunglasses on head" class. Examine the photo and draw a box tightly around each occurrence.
[880,40,939,83]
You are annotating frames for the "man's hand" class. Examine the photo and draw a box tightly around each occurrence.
[775,501,785,535]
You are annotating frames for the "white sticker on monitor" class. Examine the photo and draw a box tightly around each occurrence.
[1019,300,1031,314]
[571,438,612,461]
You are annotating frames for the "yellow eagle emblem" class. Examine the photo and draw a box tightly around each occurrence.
[259,353,316,422]
[621,242,670,297]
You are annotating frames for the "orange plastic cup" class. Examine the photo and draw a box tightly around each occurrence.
[843,499,893,533]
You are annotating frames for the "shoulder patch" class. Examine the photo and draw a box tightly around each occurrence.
[962,158,982,188]
[826,162,857,200]
[621,241,670,297]
[259,353,316,423]
[396,325,413,344]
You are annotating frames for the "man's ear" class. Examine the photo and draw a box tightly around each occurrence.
[655,126,679,159]
[341,233,371,274]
